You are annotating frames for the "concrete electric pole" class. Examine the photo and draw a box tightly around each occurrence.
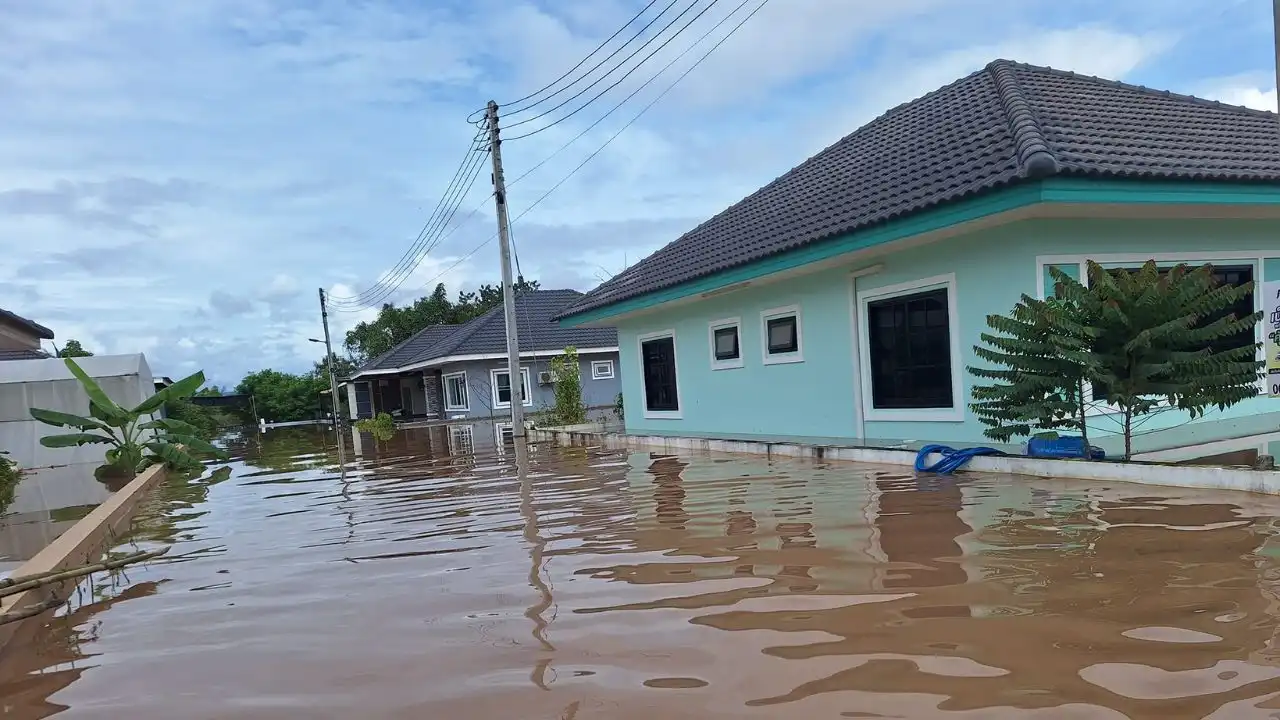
[484,100,527,446]
[317,289,347,473]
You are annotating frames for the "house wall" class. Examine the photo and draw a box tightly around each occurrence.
[616,216,1280,454]
[436,351,622,422]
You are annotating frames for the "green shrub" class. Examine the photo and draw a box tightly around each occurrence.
[547,347,587,426]
[355,412,396,441]
[0,451,19,515]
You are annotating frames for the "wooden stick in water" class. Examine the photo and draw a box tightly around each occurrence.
[0,598,63,626]
[0,547,171,599]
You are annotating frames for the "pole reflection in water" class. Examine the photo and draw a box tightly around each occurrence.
[515,440,557,690]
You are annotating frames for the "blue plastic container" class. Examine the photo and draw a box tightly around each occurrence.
[1026,435,1106,460]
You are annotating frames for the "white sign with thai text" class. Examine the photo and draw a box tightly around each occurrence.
[1267,280,1280,397]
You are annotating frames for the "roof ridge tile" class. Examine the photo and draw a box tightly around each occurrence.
[986,59,1059,178]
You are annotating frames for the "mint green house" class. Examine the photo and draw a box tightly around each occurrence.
[555,60,1280,459]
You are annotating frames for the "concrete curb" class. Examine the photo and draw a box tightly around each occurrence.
[0,463,168,656]
[530,428,1280,496]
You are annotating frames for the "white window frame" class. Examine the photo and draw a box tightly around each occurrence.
[490,367,533,409]
[590,359,615,380]
[442,371,469,412]
[761,305,804,365]
[708,317,744,370]
[637,329,682,420]
[448,424,474,456]
[856,273,964,423]
[494,421,514,448]
[1036,252,1268,415]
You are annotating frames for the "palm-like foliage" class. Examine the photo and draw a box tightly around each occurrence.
[30,358,230,478]
[970,260,1263,459]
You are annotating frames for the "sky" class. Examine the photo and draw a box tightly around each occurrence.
[0,0,1276,389]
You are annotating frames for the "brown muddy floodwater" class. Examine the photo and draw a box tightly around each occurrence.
[5,426,1280,718]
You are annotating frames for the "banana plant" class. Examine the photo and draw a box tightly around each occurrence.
[30,358,229,479]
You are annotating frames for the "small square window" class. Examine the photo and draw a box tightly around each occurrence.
[761,307,802,365]
[591,360,614,380]
[714,326,739,360]
[767,316,797,354]
[708,318,743,370]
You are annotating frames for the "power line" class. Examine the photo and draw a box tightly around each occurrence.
[501,0,717,134]
[329,137,491,311]
[328,128,488,306]
[417,0,770,293]
[506,0,759,187]
[468,0,665,122]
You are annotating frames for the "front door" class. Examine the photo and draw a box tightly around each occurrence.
[641,335,679,413]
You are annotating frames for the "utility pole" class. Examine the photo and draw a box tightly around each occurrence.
[1273,0,1280,114]
[317,289,348,470]
[485,100,526,445]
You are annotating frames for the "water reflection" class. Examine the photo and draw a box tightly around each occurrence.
[2,426,1280,717]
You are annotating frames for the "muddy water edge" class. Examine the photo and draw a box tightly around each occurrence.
[3,425,1280,718]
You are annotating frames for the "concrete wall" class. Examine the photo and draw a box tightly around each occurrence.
[437,351,622,422]
[615,217,1280,453]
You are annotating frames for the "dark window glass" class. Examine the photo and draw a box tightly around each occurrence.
[1094,264,1254,402]
[713,326,739,361]
[766,316,798,354]
[495,372,512,404]
[641,336,679,412]
[354,382,373,418]
[867,288,953,409]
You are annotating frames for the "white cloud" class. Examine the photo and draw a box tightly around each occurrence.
[1197,72,1279,111]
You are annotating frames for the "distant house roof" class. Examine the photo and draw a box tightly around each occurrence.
[0,308,54,340]
[353,290,617,377]
[557,59,1280,321]
[0,348,51,362]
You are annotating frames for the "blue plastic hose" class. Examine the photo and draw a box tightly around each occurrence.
[914,444,1006,475]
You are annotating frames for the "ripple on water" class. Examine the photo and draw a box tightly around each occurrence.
[2,423,1280,719]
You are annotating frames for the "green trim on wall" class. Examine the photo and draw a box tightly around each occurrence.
[560,178,1280,327]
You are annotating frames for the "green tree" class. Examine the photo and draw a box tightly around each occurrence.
[57,339,93,358]
[343,278,540,363]
[547,347,587,426]
[969,295,1096,446]
[1062,261,1262,459]
[235,369,327,423]
[971,260,1263,460]
[195,386,224,397]
[312,353,357,381]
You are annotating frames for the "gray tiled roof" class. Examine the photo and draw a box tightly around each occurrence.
[0,348,51,361]
[0,308,54,340]
[356,290,617,375]
[557,59,1280,320]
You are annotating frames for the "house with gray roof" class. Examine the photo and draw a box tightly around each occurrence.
[554,60,1280,460]
[347,289,620,423]
[0,308,54,361]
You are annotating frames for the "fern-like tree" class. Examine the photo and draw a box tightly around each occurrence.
[971,260,1263,460]
[969,294,1097,446]
[1058,260,1262,459]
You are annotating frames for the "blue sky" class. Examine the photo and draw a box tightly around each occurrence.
[0,0,1275,388]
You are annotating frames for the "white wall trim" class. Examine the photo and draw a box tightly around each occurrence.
[1036,251,1269,411]
[441,370,469,412]
[490,366,533,409]
[856,272,965,423]
[350,345,620,379]
[637,329,683,420]
[590,359,615,380]
[760,304,804,366]
[707,316,744,371]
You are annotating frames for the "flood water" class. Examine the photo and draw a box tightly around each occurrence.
[5,426,1280,718]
